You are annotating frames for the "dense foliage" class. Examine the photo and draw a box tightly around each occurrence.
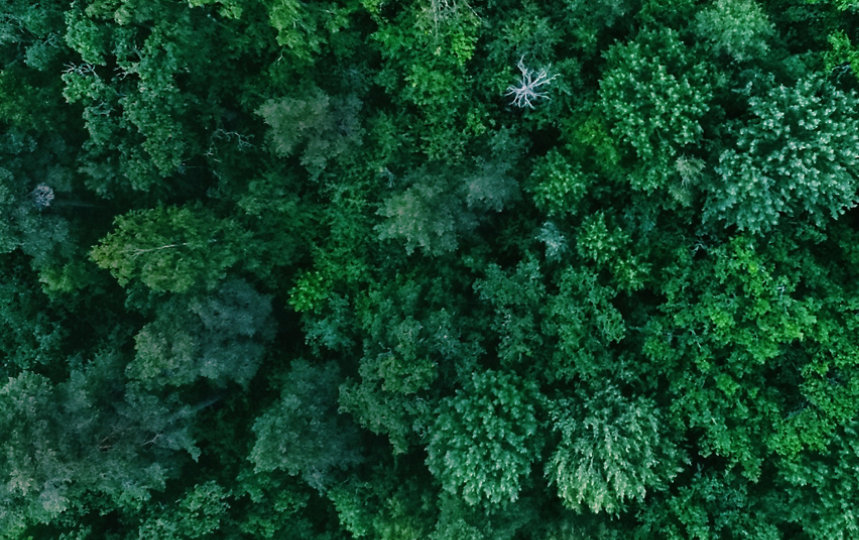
[2,0,859,537]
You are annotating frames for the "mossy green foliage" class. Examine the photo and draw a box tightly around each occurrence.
[3,0,859,537]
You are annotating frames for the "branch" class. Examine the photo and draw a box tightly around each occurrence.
[504,57,558,109]
[124,239,219,258]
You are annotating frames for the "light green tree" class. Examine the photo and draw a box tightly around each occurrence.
[545,386,685,514]
[426,370,544,506]
[91,205,248,293]
[705,75,859,233]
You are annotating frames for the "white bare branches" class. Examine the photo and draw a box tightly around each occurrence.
[504,57,557,109]
[62,62,96,76]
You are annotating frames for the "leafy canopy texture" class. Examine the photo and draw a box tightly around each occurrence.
[129,279,275,389]
[91,205,248,293]
[545,387,685,515]
[250,360,363,490]
[426,370,544,507]
[694,0,775,62]
[4,0,859,537]
[599,27,712,191]
[705,76,859,233]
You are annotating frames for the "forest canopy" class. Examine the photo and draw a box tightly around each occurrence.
[2,0,859,537]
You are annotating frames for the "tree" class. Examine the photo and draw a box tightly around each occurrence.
[5,0,859,535]
[425,370,544,506]
[504,57,557,109]
[0,255,67,375]
[704,75,859,233]
[338,275,480,454]
[128,279,275,390]
[266,0,359,63]
[599,27,713,193]
[780,420,859,538]
[544,267,626,383]
[528,149,593,219]
[250,360,363,490]
[376,170,475,256]
[0,371,72,535]
[557,0,636,56]
[805,0,859,10]
[694,0,775,63]
[256,89,363,177]
[232,469,330,539]
[0,351,204,536]
[376,157,519,256]
[136,481,230,539]
[545,386,685,514]
[369,0,481,159]
[472,256,546,370]
[636,467,786,539]
[91,205,249,293]
[575,212,651,291]
[641,234,854,478]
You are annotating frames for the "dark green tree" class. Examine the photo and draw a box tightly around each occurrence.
[128,279,275,390]
[250,359,363,490]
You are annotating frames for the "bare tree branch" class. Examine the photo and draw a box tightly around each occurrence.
[504,57,557,109]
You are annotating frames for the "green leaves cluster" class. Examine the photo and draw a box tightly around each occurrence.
[91,205,248,293]
[707,76,859,232]
[3,0,859,537]
[546,387,684,514]
[426,370,543,507]
[600,27,712,192]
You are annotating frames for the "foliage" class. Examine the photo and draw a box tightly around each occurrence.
[251,360,363,490]
[528,149,593,218]
[473,256,546,369]
[694,0,775,63]
[128,279,275,389]
[136,481,230,539]
[3,0,859,536]
[376,174,472,256]
[0,352,204,536]
[425,370,544,506]
[91,205,249,293]
[705,75,859,233]
[545,267,627,382]
[338,275,478,453]
[545,386,685,514]
[599,27,713,192]
[0,257,67,374]
[257,89,363,177]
